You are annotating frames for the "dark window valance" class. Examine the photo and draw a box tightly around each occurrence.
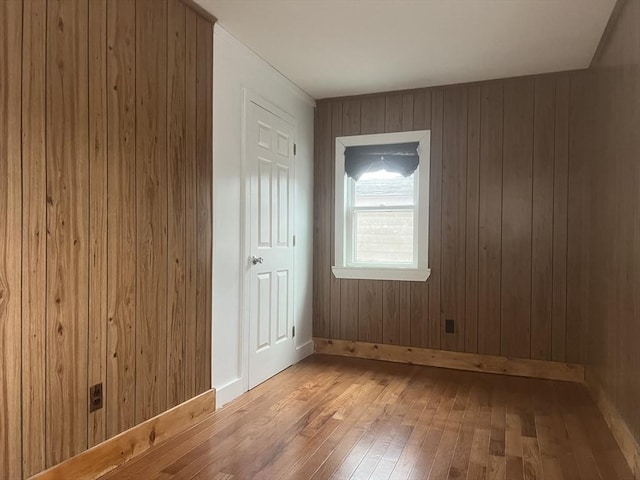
[344,142,419,181]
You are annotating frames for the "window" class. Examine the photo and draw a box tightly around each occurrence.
[333,130,431,282]
[349,169,416,266]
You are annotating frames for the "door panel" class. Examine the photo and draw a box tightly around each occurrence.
[257,272,272,352]
[258,158,272,247]
[277,131,289,156]
[276,269,289,342]
[248,99,295,388]
[277,164,290,246]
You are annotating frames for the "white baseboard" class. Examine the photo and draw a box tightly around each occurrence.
[214,378,245,408]
[215,340,313,409]
[295,338,314,362]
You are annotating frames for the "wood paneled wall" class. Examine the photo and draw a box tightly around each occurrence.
[0,0,214,477]
[314,71,590,364]
[586,0,640,448]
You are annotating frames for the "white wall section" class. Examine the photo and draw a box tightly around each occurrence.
[212,25,315,407]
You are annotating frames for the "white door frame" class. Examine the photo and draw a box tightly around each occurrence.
[240,88,297,393]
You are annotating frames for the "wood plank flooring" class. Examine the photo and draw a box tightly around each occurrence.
[101,355,634,480]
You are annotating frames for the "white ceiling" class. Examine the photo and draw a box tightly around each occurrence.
[198,0,616,99]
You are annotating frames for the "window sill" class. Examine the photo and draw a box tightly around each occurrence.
[331,266,431,282]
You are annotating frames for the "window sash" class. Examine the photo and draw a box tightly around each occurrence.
[345,172,419,268]
[347,207,417,267]
[348,205,415,212]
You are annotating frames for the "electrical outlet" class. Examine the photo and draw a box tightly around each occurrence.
[445,319,455,334]
[89,383,103,412]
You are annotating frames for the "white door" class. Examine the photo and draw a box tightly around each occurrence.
[247,99,295,389]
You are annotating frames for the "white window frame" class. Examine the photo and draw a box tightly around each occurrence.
[332,130,431,282]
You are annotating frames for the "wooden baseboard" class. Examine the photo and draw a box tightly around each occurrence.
[587,370,640,480]
[313,338,584,383]
[30,389,216,480]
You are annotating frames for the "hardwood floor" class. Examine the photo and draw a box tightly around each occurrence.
[101,355,634,479]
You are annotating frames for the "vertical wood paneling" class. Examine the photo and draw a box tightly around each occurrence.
[501,78,534,359]
[314,73,578,367]
[428,89,444,350]
[195,16,213,394]
[385,94,402,132]
[355,96,387,343]
[465,85,481,354]
[339,280,359,342]
[413,90,431,131]
[184,7,198,399]
[625,1,640,442]
[610,27,635,434]
[106,0,137,438]
[360,96,385,134]
[342,98,362,135]
[409,281,429,348]
[552,76,570,363]
[410,91,431,349]
[630,5,640,439]
[397,283,411,347]
[46,0,89,464]
[398,95,413,347]
[329,101,342,339]
[531,77,555,360]
[382,281,400,345]
[381,94,414,346]
[402,94,414,131]
[619,1,640,438]
[566,73,591,366]
[358,281,383,343]
[380,96,402,347]
[88,0,108,448]
[1,1,215,475]
[135,0,168,421]
[0,1,23,477]
[339,99,361,341]
[586,0,640,453]
[441,87,468,352]
[587,62,611,414]
[312,102,331,338]
[21,0,47,475]
[167,0,187,409]
[477,82,503,355]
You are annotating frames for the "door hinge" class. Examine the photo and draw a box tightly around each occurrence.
[292,325,296,338]
[293,143,297,156]
[293,235,296,247]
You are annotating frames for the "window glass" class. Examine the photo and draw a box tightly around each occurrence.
[348,169,417,266]
[353,210,414,264]
[354,170,415,207]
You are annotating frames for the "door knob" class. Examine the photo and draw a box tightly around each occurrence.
[251,256,264,265]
